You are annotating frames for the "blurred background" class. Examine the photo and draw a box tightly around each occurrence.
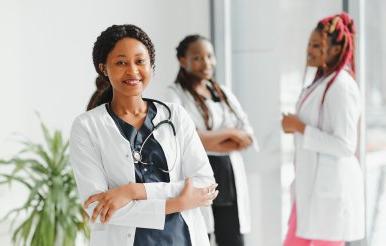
[0,0,385,245]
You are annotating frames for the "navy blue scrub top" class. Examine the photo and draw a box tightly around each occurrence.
[106,100,191,246]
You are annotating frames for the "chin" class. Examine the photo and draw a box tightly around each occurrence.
[306,62,319,67]
[120,89,144,98]
[202,75,213,81]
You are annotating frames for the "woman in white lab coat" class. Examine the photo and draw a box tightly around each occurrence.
[70,24,219,246]
[165,34,258,246]
[281,13,364,245]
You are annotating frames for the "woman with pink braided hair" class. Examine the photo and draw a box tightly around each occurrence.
[281,13,364,246]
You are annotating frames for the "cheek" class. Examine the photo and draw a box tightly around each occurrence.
[189,62,201,71]
[141,66,152,80]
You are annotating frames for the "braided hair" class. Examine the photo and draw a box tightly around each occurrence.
[86,24,155,110]
[175,34,237,129]
[313,12,356,104]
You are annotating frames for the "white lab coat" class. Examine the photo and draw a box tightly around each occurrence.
[164,83,258,234]
[69,102,215,246]
[293,70,365,241]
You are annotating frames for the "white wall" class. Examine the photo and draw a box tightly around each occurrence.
[0,0,210,153]
[0,1,210,244]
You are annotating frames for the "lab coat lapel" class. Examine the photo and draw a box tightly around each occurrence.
[101,105,136,184]
[151,103,179,181]
[296,73,335,117]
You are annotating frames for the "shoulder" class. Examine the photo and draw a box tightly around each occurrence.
[71,104,107,131]
[217,83,243,108]
[167,83,183,94]
[218,83,231,94]
[164,83,186,102]
[166,101,194,125]
[161,101,189,118]
[151,99,194,129]
[329,70,360,97]
[217,83,238,100]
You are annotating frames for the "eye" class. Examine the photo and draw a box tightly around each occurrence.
[136,59,147,65]
[193,56,201,61]
[116,60,127,66]
[312,44,321,49]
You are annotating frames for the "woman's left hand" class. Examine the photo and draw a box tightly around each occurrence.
[84,184,140,224]
[281,113,306,134]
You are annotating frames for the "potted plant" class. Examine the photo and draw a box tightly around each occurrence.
[0,120,89,246]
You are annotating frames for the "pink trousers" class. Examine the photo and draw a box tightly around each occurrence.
[283,204,345,246]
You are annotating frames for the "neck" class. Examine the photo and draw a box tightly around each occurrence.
[194,79,208,90]
[111,93,147,117]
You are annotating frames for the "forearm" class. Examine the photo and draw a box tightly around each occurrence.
[216,140,241,152]
[124,183,147,200]
[85,199,166,229]
[302,125,356,157]
[198,129,232,149]
[165,197,183,214]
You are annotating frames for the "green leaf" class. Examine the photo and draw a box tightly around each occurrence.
[1,117,90,245]
[15,209,37,244]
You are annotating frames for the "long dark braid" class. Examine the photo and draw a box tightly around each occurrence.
[87,24,156,111]
[175,34,238,129]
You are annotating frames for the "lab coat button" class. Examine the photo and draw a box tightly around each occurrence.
[128,233,131,238]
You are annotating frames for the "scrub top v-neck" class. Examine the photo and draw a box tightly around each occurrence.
[106,100,191,246]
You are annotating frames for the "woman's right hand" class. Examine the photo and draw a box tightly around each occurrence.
[178,178,218,211]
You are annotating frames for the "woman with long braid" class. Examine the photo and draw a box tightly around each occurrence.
[165,34,258,246]
[281,13,364,245]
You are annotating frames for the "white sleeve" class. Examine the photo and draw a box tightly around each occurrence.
[222,86,259,151]
[70,117,166,229]
[144,105,215,199]
[302,80,361,157]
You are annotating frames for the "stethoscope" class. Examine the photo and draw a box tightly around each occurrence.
[107,98,178,173]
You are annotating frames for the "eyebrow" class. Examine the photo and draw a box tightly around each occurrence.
[116,53,146,58]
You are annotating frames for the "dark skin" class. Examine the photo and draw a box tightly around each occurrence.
[85,38,218,224]
[281,30,342,134]
[178,39,253,151]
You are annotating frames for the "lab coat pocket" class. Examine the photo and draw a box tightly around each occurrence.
[314,154,343,198]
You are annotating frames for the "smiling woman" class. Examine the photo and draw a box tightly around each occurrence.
[165,34,259,246]
[69,24,218,246]
[281,13,364,246]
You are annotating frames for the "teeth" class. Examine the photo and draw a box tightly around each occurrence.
[123,79,140,85]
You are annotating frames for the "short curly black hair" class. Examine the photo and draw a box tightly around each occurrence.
[92,24,155,76]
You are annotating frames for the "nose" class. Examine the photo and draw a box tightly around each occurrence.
[126,63,139,75]
[203,57,212,68]
[306,44,313,56]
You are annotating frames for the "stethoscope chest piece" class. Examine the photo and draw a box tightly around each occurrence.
[107,99,177,173]
[132,151,142,163]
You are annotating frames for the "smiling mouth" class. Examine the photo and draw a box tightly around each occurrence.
[201,70,212,75]
[122,79,141,86]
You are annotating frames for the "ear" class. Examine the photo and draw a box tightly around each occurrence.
[178,57,188,69]
[99,63,107,76]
